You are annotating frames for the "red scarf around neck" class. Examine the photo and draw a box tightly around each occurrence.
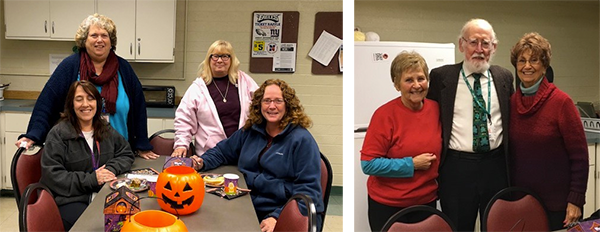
[79,50,119,114]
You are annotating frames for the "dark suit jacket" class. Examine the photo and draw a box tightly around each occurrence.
[427,62,514,178]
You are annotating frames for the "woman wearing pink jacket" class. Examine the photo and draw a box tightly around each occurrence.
[172,40,258,157]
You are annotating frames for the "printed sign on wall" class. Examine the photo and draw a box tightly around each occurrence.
[252,12,283,58]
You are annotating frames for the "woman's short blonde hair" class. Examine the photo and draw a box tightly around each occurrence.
[74,13,117,51]
[197,40,241,85]
[243,79,312,130]
[510,32,552,69]
[390,51,429,91]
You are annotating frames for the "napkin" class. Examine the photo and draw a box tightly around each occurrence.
[207,188,249,200]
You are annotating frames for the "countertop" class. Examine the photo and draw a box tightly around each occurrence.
[0,99,175,118]
[586,131,600,144]
[3,99,600,143]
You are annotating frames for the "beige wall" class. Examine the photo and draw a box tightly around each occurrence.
[0,0,343,186]
[355,0,600,106]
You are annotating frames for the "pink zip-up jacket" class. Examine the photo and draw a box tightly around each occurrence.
[174,71,258,155]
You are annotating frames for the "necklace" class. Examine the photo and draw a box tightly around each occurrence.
[213,79,230,103]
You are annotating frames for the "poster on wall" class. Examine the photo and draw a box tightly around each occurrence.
[252,12,283,58]
[272,43,296,72]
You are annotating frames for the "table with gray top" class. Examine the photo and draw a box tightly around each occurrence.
[69,157,260,231]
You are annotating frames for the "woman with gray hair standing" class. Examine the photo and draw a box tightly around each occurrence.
[15,14,158,159]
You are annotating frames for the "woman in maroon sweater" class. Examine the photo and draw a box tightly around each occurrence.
[509,32,588,230]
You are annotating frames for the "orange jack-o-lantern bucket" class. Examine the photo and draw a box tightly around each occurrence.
[156,166,204,215]
[121,210,188,232]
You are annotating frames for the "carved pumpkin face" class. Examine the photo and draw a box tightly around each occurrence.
[156,166,204,215]
[121,210,188,232]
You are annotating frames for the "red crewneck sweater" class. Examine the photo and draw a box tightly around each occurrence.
[361,97,442,207]
[509,78,588,211]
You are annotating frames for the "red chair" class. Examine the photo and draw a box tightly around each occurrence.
[149,129,194,157]
[482,187,550,232]
[319,152,333,225]
[18,183,65,232]
[381,205,456,232]
[10,146,43,206]
[274,194,318,232]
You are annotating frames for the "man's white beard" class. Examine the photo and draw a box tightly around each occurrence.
[464,58,491,73]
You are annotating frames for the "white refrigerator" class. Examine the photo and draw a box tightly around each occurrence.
[354,41,455,231]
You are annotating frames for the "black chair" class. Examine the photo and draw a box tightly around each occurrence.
[381,205,456,232]
[482,187,550,232]
[19,183,65,232]
[319,152,333,226]
[149,129,194,157]
[273,193,318,232]
[10,146,44,206]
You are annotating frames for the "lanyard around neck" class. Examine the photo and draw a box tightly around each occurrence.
[90,140,101,170]
[461,69,491,120]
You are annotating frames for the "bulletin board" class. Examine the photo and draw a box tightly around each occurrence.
[249,11,300,73]
[311,12,343,75]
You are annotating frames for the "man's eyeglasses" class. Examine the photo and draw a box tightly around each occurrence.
[517,58,541,66]
[262,98,285,105]
[461,37,492,50]
[210,54,231,61]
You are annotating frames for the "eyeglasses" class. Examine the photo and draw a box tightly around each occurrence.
[461,37,492,49]
[262,98,285,105]
[517,58,541,66]
[210,54,231,61]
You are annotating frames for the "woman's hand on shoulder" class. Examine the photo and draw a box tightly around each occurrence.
[412,153,436,170]
[171,147,187,157]
[138,150,160,160]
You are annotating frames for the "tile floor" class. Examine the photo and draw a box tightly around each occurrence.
[0,194,343,231]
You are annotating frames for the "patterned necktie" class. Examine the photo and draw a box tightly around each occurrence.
[472,73,490,152]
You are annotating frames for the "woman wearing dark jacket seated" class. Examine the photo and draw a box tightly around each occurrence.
[40,80,134,230]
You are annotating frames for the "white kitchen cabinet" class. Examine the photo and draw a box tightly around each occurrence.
[148,118,175,138]
[597,144,600,211]
[97,0,176,62]
[148,118,164,138]
[585,144,596,215]
[4,0,95,40]
[1,112,32,190]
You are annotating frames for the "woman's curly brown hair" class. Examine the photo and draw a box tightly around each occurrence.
[243,79,312,130]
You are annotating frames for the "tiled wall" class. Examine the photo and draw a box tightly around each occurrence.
[0,0,343,186]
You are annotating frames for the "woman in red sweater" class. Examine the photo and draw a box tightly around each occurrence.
[509,32,588,230]
[360,51,442,231]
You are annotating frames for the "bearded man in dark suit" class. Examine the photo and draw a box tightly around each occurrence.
[426,18,514,232]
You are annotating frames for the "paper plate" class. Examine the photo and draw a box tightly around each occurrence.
[109,178,149,192]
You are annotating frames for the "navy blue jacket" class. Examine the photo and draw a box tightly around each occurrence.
[20,53,152,151]
[200,123,324,220]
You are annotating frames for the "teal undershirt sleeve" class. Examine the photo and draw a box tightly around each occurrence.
[361,157,414,178]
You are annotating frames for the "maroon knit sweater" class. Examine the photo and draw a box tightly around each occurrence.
[509,78,588,211]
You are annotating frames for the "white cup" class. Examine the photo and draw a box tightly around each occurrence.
[223,173,239,195]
